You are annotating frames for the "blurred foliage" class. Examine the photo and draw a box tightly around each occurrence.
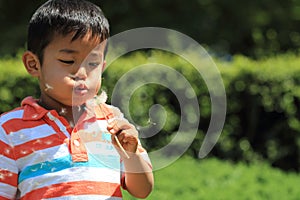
[0,56,39,112]
[104,51,300,172]
[214,54,300,171]
[124,156,300,199]
[1,0,300,58]
[0,51,300,172]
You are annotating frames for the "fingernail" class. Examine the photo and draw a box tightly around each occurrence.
[110,129,117,134]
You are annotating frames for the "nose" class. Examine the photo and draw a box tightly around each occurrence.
[74,66,87,80]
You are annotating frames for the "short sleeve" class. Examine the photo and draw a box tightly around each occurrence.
[0,124,18,199]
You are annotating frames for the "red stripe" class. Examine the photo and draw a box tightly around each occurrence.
[0,169,18,187]
[22,181,122,199]
[14,134,67,159]
[0,140,15,160]
[2,119,45,134]
[0,196,11,200]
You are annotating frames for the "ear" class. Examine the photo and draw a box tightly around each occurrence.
[101,60,107,73]
[22,51,41,77]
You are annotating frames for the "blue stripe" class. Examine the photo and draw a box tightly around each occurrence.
[19,154,120,183]
[101,132,111,141]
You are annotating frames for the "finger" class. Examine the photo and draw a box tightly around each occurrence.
[107,119,133,134]
[115,131,125,142]
[112,131,138,154]
[118,130,139,144]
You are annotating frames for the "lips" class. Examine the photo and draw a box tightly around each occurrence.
[74,83,88,96]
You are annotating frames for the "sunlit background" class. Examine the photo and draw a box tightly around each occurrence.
[0,0,300,199]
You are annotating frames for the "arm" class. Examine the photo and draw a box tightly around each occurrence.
[0,125,18,200]
[107,120,154,198]
[122,153,154,198]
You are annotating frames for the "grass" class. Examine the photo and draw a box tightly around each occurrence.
[122,156,300,200]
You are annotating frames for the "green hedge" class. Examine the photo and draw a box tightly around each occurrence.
[0,52,299,171]
[215,54,300,171]
[0,58,39,112]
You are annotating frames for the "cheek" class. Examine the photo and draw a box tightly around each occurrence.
[43,72,64,86]
[88,73,102,93]
[95,78,102,93]
[41,69,71,91]
[89,69,102,88]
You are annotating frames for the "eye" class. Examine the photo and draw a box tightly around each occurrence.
[58,59,74,65]
[88,62,100,67]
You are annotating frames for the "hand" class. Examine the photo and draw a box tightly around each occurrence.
[107,118,139,156]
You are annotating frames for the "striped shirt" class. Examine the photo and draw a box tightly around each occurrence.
[0,97,151,200]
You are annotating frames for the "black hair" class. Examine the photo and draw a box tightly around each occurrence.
[27,0,109,63]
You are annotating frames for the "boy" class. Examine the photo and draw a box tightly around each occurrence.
[0,0,154,199]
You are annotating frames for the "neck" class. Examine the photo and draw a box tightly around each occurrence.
[38,97,85,128]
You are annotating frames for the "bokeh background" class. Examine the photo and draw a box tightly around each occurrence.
[1,0,300,57]
[0,0,300,199]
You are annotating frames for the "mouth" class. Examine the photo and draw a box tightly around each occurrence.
[73,83,89,96]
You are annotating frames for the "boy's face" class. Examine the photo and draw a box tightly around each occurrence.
[38,32,106,107]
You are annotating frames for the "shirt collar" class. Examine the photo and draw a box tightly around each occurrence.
[20,96,113,122]
[21,96,49,121]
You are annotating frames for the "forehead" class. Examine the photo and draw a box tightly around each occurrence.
[46,31,106,55]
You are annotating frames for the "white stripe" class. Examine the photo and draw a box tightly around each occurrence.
[0,182,17,199]
[19,167,120,195]
[84,120,108,132]
[140,151,152,165]
[9,124,56,146]
[0,155,18,174]
[0,110,23,124]
[46,195,122,200]
[0,126,11,146]
[47,113,70,138]
[16,144,70,169]
[85,141,119,156]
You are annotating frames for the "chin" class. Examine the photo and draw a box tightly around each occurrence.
[69,100,86,107]
[71,96,93,107]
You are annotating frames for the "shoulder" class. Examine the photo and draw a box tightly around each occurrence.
[105,104,124,119]
[0,107,24,137]
[0,107,24,125]
[0,96,36,124]
[97,103,124,120]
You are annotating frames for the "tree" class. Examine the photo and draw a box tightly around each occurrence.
[1,0,300,58]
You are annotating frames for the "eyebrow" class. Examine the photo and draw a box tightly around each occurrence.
[59,49,102,57]
[59,49,79,54]
[89,52,102,57]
